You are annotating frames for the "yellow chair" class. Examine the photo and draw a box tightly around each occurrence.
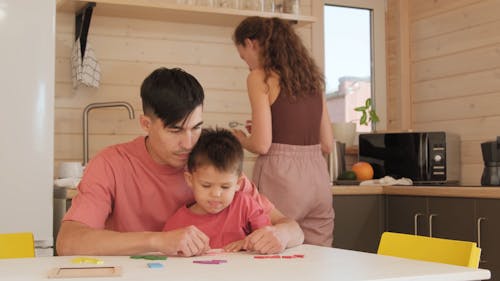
[377,232,480,268]
[0,232,35,259]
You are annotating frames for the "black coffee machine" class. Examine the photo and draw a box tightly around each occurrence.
[481,136,500,186]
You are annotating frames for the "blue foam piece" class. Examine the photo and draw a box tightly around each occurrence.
[147,262,164,268]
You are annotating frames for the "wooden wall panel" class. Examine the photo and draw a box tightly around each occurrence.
[56,58,248,90]
[55,8,313,178]
[412,44,500,82]
[460,164,484,185]
[385,0,403,131]
[413,116,500,141]
[57,34,242,67]
[385,0,500,185]
[410,0,494,39]
[412,68,500,102]
[408,0,482,21]
[413,92,500,123]
[412,20,500,61]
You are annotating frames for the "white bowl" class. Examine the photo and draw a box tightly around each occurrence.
[58,162,84,179]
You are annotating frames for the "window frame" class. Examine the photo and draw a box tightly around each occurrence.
[312,0,387,131]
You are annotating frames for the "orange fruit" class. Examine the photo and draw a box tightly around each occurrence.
[351,161,374,181]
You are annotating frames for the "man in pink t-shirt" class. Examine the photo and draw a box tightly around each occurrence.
[56,67,304,257]
[163,128,271,250]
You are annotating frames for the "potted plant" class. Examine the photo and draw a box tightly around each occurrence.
[354,98,379,126]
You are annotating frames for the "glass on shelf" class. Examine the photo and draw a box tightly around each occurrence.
[197,0,215,7]
[274,0,283,13]
[262,0,274,12]
[176,0,196,4]
[283,0,299,15]
[215,0,239,9]
[241,0,262,11]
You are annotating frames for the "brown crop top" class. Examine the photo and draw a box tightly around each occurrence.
[270,91,322,145]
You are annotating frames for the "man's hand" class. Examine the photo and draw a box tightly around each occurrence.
[154,225,210,257]
[243,226,286,254]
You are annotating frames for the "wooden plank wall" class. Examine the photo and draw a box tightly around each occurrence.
[388,0,500,185]
[54,3,312,179]
[386,0,404,130]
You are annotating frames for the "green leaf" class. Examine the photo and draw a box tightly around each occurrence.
[360,111,367,125]
[354,97,378,126]
[365,98,372,107]
[369,110,380,123]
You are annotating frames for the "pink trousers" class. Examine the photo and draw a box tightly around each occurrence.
[252,143,334,246]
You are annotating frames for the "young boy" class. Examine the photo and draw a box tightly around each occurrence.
[163,128,271,252]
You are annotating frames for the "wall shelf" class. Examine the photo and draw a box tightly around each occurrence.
[56,0,316,27]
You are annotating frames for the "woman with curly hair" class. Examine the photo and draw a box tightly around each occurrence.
[231,16,335,246]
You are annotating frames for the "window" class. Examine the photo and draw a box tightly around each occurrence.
[312,0,387,132]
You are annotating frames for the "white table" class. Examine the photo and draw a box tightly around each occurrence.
[0,244,490,281]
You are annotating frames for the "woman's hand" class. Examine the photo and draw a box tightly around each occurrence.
[231,129,248,145]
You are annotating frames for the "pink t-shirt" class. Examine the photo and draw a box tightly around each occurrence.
[63,136,274,232]
[163,191,271,248]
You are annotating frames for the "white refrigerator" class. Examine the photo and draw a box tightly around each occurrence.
[0,0,55,256]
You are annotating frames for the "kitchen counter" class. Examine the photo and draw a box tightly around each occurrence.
[332,185,500,199]
[59,185,500,199]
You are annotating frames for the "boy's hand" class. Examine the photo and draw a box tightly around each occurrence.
[243,226,285,254]
[223,239,246,252]
[154,226,210,257]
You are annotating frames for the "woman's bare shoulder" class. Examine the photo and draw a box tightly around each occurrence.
[247,69,266,81]
[247,69,279,84]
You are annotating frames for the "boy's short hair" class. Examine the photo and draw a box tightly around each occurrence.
[140,67,204,127]
[187,128,243,175]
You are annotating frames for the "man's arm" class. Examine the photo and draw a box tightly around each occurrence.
[56,221,210,256]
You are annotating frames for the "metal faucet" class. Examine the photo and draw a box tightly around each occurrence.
[83,102,135,166]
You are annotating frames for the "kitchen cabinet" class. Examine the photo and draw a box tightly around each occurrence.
[332,195,385,253]
[386,195,475,242]
[385,195,427,235]
[427,197,476,242]
[56,0,316,27]
[476,199,500,280]
[334,186,500,279]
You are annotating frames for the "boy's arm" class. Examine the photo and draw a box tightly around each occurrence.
[240,183,304,254]
[244,207,304,254]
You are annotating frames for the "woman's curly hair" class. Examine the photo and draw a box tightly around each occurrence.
[233,16,325,100]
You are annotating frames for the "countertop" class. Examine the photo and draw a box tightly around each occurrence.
[57,185,500,200]
[332,185,500,199]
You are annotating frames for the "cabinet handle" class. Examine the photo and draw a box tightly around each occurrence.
[414,213,424,235]
[477,217,487,264]
[477,217,486,248]
[429,214,438,237]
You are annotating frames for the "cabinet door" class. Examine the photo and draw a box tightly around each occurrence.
[332,195,385,253]
[427,197,475,242]
[476,199,500,280]
[386,195,428,236]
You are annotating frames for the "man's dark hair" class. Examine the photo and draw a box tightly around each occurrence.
[141,67,204,127]
[187,128,243,175]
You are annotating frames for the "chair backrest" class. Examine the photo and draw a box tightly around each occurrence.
[0,232,35,259]
[377,232,480,268]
